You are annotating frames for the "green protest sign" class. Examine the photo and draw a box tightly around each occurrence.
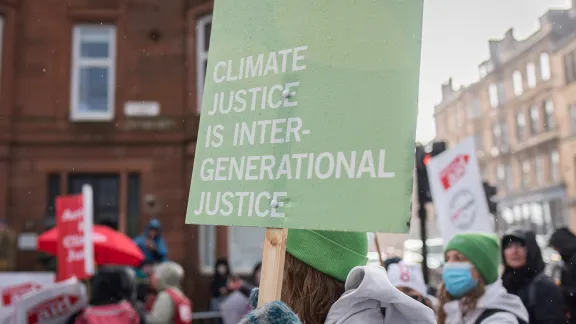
[186,0,424,233]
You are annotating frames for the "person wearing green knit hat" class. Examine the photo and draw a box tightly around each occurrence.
[239,229,437,324]
[437,232,529,324]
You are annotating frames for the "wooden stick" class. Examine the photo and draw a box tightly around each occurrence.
[257,228,288,307]
[374,233,384,267]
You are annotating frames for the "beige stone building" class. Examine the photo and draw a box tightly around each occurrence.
[434,4,576,237]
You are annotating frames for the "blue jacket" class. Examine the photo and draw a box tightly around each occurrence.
[133,219,168,277]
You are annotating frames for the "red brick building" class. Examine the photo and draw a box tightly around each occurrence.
[0,0,266,308]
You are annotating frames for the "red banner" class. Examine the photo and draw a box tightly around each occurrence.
[440,154,470,191]
[56,194,91,281]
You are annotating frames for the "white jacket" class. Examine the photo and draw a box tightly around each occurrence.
[442,280,528,324]
[325,266,436,324]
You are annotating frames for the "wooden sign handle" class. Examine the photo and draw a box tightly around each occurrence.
[257,228,288,307]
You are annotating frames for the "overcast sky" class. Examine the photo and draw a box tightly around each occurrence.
[416,0,571,142]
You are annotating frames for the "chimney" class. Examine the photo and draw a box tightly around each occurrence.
[488,40,501,65]
[504,28,515,41]
[441,78,454,101]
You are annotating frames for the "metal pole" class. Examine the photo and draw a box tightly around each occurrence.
[419,204,429,284]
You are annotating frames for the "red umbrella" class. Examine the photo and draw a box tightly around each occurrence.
[37,225,145,267]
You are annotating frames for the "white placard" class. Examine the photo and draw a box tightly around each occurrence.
[12,278,87,324]
[0,272,55,323]
[124,101,160,117]
[426,137,494,243]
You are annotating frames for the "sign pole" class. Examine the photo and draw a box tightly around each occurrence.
[257,228,288,307]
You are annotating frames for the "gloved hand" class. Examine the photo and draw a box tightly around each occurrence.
[238,288,302,324]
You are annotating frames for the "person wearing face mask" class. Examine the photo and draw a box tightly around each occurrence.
[387,261,436,310]
[502,229,566,324]
[437,233,529,324]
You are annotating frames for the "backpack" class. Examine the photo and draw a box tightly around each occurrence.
[75,301,139,324]
[474,309,527,324]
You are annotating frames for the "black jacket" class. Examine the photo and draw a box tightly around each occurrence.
[550,228,576,323]
[502,229,566,324]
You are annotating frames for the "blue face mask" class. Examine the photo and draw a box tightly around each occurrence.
[442,262,478,298]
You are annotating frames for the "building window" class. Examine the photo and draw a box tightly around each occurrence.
[45,174,62,228]
[564,51,576,84]
[500,118,509,151]
[570,104,576,135]
[474,132,484,152]
[467,97,481,119]
[228,227,265,274]
[196,15,212,113]
[70,25,116,121]
[505,164,514,192]
[488,83,499,108]
[550,150,560,183]
[126,173,141,238]
[454,106,461,128]
[535,155,544,186]
[521,160,531,188]
[69,174,120,227]
[527,62,537,88]
[492,123,501,149]
[199,225,216,273]
[543,99,555,131]
[513,70,523,96]
[516,111,525,142]
[497,81,506,105]
[540,53,551,81]
[497,164,505,188]
[529,105,539,135]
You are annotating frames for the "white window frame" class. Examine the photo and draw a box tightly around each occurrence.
[550,150,560,183]
[512,70,523,96]
[488,83,498,108]
[196,15,212,114]
[535,156,544,186]
[198,225,216,274]
[540,53,551,81]
[530,105,539,134]
[228,227,265,275]
[544,99,555,130]
[516,112,525,141]
[522,160,531,188]
[527,62,537,88]
[497,164,505,181]
[70,24,116,122]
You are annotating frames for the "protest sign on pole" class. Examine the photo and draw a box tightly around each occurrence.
[0,273,55,323]
[56,185,94,281]
[13,278,88,324]
[426,137,494,243]
[186,0,424,305]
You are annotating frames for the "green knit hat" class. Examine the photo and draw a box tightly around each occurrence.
[444,232,501,284]
[286,229,368,282]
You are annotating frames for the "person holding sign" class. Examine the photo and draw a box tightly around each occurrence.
[437,233,528,324]
[387,262,435,310]
[239,229,436,323]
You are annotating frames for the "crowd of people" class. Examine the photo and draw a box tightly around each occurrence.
[63,217,576,324]
[233,227,576,324]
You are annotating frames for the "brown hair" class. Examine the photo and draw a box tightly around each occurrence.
[281,253,345,324]
[436,280,486,324]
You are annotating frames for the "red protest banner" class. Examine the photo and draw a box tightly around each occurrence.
[56,186,94,281]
